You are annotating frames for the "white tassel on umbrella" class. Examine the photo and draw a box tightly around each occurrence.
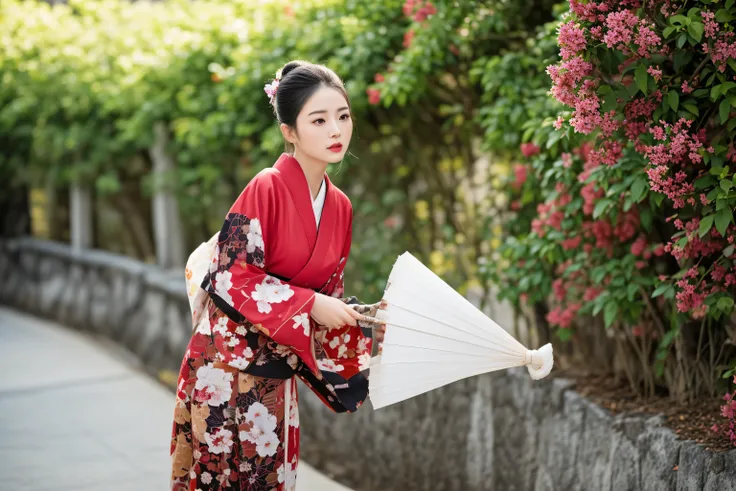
[368,252,553,410]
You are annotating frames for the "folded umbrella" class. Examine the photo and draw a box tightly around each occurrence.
[368,252,553,410]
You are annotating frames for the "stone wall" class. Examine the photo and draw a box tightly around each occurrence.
[1,237,734,491]
[0,237,191,378]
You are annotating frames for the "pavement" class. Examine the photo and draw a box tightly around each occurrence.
[0,307,352,491]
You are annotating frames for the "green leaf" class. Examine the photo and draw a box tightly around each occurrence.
[682,102,699,116]
[641,206,653,231]
[635,63,649,94]
[592,268,607,284]
[674,51,694,73]
[721,179,734,192]
[670,14,689,25]
[665,91,679,113]
[721,99,731,123]
[652,284,671,298]
[695,175,717,189]
[715,207,734,235]
[604,301,618,328]
[716,9,736,22]
[557,328,574,342]
[712,85,722,100]
[699,214,715,237]
[663,26,676,39]
[631,178,648,202]
[661,329,679,348]
[677,32,688,48]
[688,22,704,42]
[593,199,610,219]
[724,244,735,257]
[718,297,735,311]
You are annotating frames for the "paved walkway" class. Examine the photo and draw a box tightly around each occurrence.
[0,307,352,491]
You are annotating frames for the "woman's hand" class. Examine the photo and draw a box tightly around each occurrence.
[311,293,366,330]
[351,301,387,349]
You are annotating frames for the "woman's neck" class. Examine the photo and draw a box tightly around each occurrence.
[292,150,327,200]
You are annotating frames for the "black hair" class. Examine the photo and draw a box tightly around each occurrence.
[272,60,352,153]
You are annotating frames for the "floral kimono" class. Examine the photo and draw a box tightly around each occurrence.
[171,153,373,490]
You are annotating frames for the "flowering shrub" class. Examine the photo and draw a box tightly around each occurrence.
[485,0,736,407]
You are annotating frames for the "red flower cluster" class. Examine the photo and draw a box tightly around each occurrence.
[663,217,736,313]
[403,0,436,22]
[644,119,709,209]
[715,378,736,447]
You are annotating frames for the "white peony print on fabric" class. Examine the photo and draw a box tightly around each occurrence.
[251,276,294,314]
[215,269,234,307]
[205,427,234,455]
[245,218,265,260]
[194,363,234,407]
[277,458,298,489]
[291,313,310,336]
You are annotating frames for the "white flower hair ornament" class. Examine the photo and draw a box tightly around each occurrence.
[264,78,280,106]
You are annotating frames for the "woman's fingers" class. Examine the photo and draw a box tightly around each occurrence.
[342,307,360,326]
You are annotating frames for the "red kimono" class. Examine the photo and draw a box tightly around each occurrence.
[171,153,372,490]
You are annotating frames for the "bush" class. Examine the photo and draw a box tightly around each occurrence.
[488,0,736,404]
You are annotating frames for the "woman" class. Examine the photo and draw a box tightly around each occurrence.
[171,60,383,490]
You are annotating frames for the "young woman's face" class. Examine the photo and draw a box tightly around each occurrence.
[282,86,353,164]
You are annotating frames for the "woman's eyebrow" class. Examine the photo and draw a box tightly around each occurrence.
[307,106,350,116]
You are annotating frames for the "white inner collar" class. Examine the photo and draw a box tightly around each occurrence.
[312,178,326,226]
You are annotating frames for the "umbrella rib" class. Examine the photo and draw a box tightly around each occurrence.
[385,316,521,358]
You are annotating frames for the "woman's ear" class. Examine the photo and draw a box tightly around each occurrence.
[280,123,297,144]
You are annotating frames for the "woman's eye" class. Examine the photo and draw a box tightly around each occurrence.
[340,114,351,120]
[314,119,325,124]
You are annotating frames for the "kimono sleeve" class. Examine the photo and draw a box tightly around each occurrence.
[297,221,374,413]
[202,177,320,375]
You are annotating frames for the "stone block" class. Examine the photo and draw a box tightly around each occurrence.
[639,426,681,491]
[577,398,613,490]
[703,451,736,491]
[677,442,706,490]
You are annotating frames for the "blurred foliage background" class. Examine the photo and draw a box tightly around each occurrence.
[0,0,557,302]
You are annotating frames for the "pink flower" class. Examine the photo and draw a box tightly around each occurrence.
[264,80,279,105]
[631,235,648,256]
[512,164,528,190]
[562,236,582,250]
[701,11,720,39]
[647,65,663,82]
[521,143,541,157]
[367,88,381,105]
[584,287,602,301]
[403,29,415,48]
[414,3,436,22]
[636,25,662,58]
[581,182,604,215]
[603,10,639,50]
[558,21,587,60]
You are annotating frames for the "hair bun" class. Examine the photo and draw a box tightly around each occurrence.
[279,60,308,80]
